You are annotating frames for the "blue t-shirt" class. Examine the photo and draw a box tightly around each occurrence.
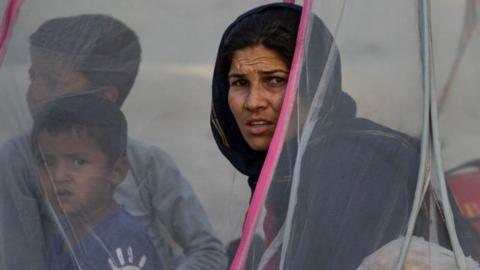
[46,207,163,270]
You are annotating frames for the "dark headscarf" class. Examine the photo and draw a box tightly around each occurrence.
[210,3,356,191]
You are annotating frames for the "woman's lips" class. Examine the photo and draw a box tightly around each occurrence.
[245,120,274,135]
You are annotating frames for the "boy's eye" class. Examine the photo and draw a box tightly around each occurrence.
[36,154,55,167]
[45,159,55,167]
[73,158,88,166]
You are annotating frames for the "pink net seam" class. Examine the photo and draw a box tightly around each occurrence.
[0,0,23,65]
[229,0,312,269]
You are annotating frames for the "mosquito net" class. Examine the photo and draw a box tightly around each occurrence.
[1,0,479,270]
[0,0,270,269]
[227,1,479,270]
[432,0,480,268]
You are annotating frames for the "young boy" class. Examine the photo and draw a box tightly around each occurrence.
[32,94,163,270]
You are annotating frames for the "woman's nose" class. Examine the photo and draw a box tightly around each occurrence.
[245,84,268,111]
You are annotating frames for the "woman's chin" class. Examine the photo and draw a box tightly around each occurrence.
[247,139,271,152]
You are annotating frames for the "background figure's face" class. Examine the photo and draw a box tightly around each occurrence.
[27,53,90,116]
[228,45,289,151]
[36,130,119,219]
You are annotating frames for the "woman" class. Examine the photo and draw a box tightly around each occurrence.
[210,3,419,269]
[210,3,476,269]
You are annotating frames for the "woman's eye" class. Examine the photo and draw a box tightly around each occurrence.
[268,77,287,87]
[230,79,249,88]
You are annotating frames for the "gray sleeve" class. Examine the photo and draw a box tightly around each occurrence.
[0,136,46,270]
[122,139,227,270]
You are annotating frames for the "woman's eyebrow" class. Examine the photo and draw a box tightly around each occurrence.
[260,69,289,75]
[228,73,245,79]
[229,69,289,78]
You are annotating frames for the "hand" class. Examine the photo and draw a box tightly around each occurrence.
[108,246,147,270]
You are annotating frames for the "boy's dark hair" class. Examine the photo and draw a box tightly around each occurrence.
[29,14,141,106]
[32,94,128,168]
[220,8,300,72]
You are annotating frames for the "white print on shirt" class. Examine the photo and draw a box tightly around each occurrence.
[108,246,147,270]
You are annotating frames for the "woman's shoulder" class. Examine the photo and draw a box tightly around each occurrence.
[344,117,419,144]
[309,117,420,156]
[304,117,421,184]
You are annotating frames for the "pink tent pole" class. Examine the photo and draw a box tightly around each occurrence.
[0,0,23,65]
[229,0,312,269]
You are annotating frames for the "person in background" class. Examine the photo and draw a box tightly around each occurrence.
[32,95,163,270]
[0,14,227,270]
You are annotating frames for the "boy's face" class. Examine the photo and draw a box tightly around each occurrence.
[35,129,125,218]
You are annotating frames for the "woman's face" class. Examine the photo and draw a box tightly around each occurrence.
[228,45,289,151]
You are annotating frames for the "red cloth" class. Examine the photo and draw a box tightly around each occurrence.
[448,171,480,234]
